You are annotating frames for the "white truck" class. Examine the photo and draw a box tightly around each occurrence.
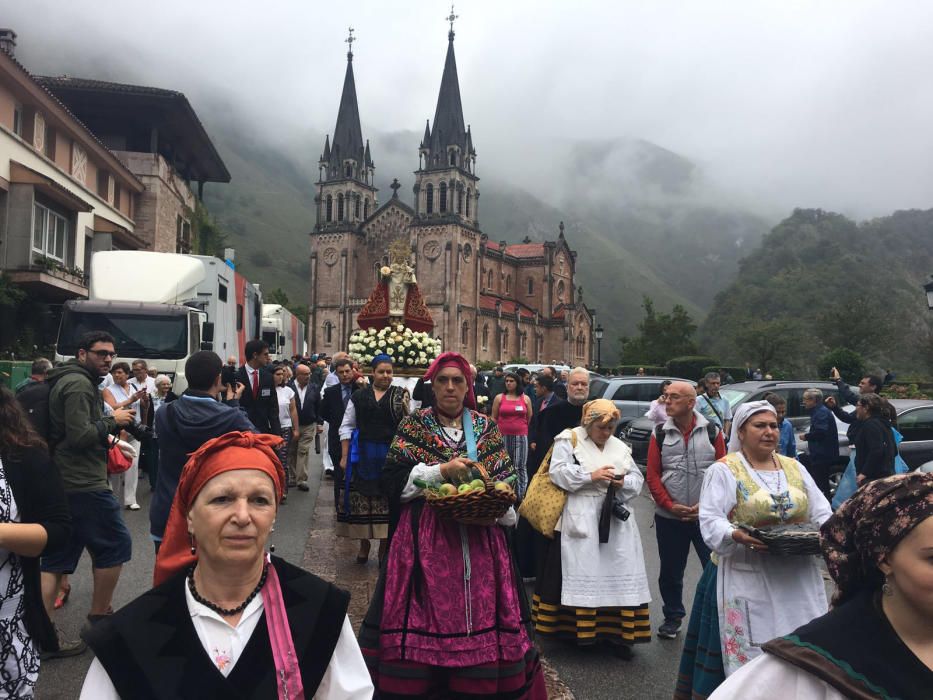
[261,304,307,361]
[55,250,262,393]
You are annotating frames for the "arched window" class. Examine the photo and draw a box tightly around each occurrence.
[363,199,369,219]
[482,324,489,350]
[466,188,472,217]
[426,184,434,214]
[439,182,448,213]
[345,163,353,178]
[502,328,509,354]
[337,194,345,221]
[354,195,361,219]
[527,277,534,295]
[457,189,463,214]
[557,280,565,301]
[487,269,493,290]
[461,321,469,347]
[576,332,585,358]
[505,275,512,294]
[324,321,334,345]
[520,331,527,355]
[449,151,457,166]
[325,195,333,222]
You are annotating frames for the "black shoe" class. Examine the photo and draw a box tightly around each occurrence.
[612,643,634,660]
[324,468,334,479]
[657,618,683,639]
[297,482,310,492]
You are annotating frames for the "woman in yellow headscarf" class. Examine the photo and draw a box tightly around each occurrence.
[532,399,652,660]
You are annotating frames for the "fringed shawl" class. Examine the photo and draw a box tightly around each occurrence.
[381,408,514,505]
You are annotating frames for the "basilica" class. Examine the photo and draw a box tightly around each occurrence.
[308,25,593,365]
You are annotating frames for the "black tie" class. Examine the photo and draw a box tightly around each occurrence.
[343,386,351,407]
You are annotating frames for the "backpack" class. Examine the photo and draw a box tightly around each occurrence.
[654,422,719,456]
[16,377,62,443]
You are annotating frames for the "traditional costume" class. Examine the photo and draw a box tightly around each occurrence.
[533,399,652,649]
[709,473,933,700]
[358,352,547,698]
[676,401,833,700]
[80,432,372,699]
[337,354,410,541]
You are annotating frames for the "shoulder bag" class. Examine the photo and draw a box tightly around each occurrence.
[518,430,576,538]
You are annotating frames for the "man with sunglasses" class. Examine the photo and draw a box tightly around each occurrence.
[40,331,136,655]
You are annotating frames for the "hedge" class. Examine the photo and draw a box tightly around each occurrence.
[702,366,749,383]
[613,364,666,376]
[666,356,720,380]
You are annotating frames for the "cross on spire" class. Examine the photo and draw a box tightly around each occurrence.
[390,178,401,198]
[447,4,458,39]
[345,26,355,59]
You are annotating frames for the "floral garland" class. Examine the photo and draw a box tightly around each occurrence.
[348,324,442,368]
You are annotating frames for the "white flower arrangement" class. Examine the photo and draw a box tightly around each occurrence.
[348,325,442,368]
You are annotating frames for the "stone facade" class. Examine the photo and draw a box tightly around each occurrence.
[308,31,593,365]
[112,151,194,253]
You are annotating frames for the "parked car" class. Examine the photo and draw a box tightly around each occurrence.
[889,399,933,469]
[589,376,691,425]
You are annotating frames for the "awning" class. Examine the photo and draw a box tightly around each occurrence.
[9,160,92,213]
[93,214,149,250]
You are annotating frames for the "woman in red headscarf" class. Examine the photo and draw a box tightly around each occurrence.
[78,432,372,699]
[358,352,547,698]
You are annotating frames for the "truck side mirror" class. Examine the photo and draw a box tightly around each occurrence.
[201,322,214,350]
[279,338,286,348]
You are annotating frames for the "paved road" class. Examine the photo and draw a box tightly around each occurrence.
[37,449,704,699]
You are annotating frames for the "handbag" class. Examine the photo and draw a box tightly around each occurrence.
[107,438,132,475]
[518,431,576,538]
[832,428,910,509]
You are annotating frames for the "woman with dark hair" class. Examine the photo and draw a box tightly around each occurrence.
[853,393,897,486]
[102,362,146,510]
[358,352,547,698]
[338,354,410,563]
[492,371,533,498]
[710,472,933,699]
[0,387,73,691]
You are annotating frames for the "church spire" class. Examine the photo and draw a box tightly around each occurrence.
[428,11,469,160]
[320,27,369,182]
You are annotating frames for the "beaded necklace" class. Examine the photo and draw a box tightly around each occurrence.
[187,561,269,617]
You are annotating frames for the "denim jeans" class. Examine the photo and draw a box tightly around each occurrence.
[655,514,711,622]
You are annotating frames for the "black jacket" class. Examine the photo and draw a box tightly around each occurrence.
[288,380,322,427]
[235,365,281,435]
[1,445,71,652]
[320,383,353,460]
[854,416,896,482]
[529,395,577,474]
[83,556,349,700]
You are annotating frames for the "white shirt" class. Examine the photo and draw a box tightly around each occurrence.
[79,588,373,699]
[294,381,309,408]
[277,385,296,429]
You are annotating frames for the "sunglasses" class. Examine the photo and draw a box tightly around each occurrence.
[87,349,117,358]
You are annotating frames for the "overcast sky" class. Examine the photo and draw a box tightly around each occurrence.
[8,0,933,218]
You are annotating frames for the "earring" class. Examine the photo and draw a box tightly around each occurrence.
[882,575,894,597]
[189,534,197,556]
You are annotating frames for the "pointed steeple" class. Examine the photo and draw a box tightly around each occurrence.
[321,134,331,162]
[421,119,431,149]
[429,28,468,157]
[330,49,363,169]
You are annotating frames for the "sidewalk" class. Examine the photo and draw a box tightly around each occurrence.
[301,473,575,699]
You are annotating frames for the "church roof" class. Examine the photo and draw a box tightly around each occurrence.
[426,30,472,157]
[326,51,365,168]
[484,241,546,258]
[479,294,536,319]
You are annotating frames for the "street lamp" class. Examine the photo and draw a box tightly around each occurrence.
[925,277,933,310]
[595,323,604,369]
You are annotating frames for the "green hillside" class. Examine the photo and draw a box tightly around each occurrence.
[700,208,933,374]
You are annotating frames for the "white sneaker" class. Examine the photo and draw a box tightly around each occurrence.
[126,503,141,511]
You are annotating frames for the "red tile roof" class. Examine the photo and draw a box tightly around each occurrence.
[479,294,537,319]
[483,241,546,258]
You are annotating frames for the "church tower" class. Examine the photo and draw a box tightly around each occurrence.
[412,19,479,226]
[314,29,377,232]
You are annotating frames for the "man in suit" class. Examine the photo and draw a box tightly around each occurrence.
[235,339,280,436]
[288,362,324,491]
[528,373,562,473]
[320,357,356,494]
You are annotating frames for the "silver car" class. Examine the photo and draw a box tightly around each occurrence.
[589,376,690,424]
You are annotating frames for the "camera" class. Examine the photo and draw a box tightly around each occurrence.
[612,501,631,522]
[125,422,154,442]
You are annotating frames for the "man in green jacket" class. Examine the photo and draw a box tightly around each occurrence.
[40,331,135,653]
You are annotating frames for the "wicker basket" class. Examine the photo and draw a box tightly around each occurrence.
[423,462,516,526]
[739,523,821,556]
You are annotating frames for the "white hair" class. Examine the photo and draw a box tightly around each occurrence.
[568,366,589,381]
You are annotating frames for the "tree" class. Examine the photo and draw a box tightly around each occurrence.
[817,348,865,384]
[619,296,697,365]
[267,288,290,307]
[192,201,228,258]
[734,319,805,374]
[816,293,895,359]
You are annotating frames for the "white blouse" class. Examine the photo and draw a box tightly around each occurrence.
[709,652,848,699]
[79,583,373,699]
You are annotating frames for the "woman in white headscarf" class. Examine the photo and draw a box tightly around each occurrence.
[675,401,832,699]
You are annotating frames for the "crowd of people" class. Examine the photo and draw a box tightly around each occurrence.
[0,337,929,699]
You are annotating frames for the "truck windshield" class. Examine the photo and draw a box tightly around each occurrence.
[58,310,188,359]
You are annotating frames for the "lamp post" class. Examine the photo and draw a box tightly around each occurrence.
[595,323,604,370]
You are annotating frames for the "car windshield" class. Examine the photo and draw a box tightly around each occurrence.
[720,388,753,409]
[58,310,189,359]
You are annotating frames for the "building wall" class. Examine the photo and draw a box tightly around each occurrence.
[113,151,194,253]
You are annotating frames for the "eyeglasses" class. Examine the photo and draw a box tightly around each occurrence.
[87,349,117,358]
